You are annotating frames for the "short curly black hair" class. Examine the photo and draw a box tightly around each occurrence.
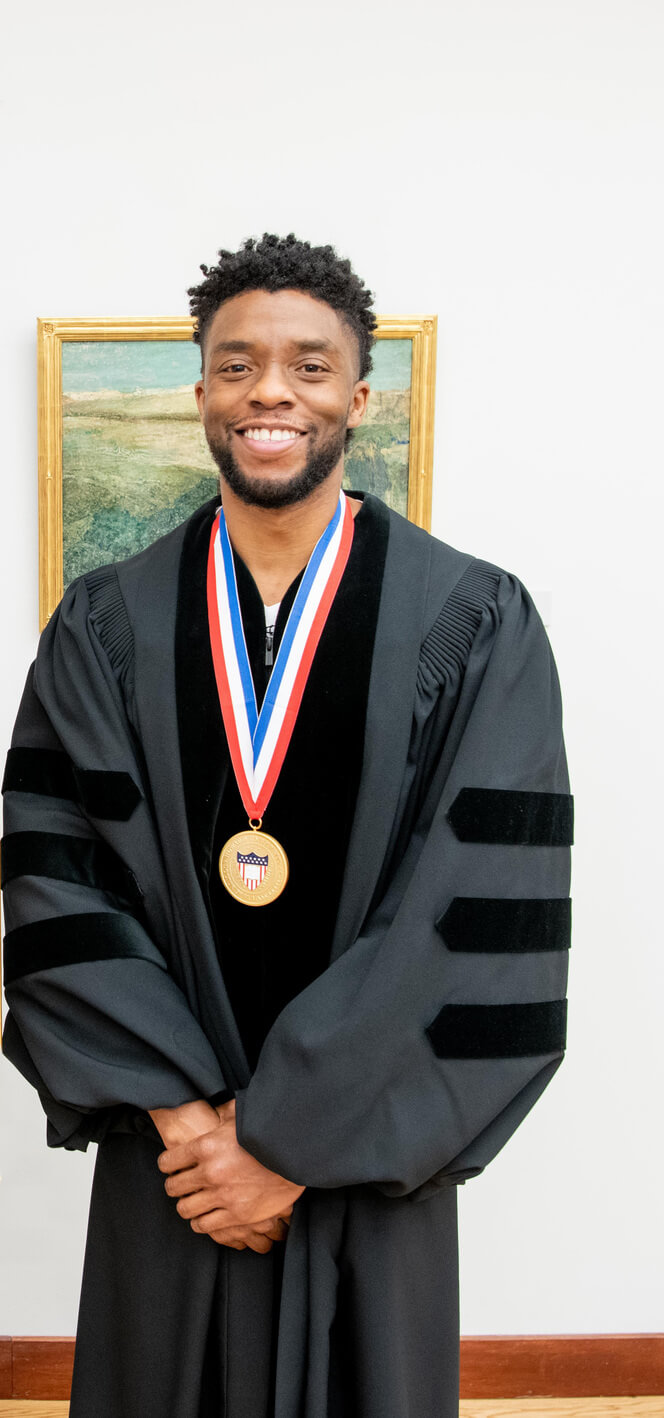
[188,233,376,379]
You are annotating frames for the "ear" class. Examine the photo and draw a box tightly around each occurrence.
[194,379,205,418]
[347,380,370,431]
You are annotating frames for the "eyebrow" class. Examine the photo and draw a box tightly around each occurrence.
[209,337,338,357]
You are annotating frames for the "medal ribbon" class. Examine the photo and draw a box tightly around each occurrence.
[207,491,354,821]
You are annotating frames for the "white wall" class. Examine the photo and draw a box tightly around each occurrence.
[1,0,662,1335]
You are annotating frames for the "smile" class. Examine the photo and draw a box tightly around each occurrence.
[239,428,304,444]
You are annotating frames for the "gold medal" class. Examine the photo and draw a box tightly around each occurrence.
[218,823,289,907]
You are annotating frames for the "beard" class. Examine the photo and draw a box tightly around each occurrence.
[205,422,348,510]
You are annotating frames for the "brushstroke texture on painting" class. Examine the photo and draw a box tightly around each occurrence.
[62,340,412,586]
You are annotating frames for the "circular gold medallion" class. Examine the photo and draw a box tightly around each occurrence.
[218,828,289,907]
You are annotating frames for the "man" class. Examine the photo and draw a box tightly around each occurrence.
[1,234,572,1418]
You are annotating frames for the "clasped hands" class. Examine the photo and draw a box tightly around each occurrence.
[149,1097,304,1254]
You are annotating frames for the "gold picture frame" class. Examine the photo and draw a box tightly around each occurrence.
[37,315,437,628]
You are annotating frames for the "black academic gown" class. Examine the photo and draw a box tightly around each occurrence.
[1,495,572,1418]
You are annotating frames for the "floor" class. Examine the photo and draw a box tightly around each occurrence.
[2,1401,662,1417]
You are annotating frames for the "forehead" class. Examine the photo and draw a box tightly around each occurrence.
[204,288,358,366]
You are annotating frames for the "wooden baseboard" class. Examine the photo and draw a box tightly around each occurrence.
[0,1334,662,1401]
[0,1341,74,1403]
[459,1337,664,1398]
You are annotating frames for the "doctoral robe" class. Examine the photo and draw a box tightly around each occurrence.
[1,493,573,1418]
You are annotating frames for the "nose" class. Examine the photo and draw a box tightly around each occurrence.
[250,360,296,407]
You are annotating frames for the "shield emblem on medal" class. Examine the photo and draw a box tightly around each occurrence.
[219,828,288,905]
[237,849,269,891]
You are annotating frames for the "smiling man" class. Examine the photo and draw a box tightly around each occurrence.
[196,285,368,515]
[1,234,572,1418]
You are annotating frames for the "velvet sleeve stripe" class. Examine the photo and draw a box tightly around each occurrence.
[426,1000,568,1059]
[436,897,571,953]
[1,831,144,912]
[3,912,166,985]
[447,787,574,846]
[2,747,142,821]
[3,747,75,800]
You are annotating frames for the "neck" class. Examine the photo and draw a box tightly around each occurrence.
[221,474,360,605]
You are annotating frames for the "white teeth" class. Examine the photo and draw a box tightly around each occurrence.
[242,428,300,442]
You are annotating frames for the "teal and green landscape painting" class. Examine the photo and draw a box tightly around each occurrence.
[61,338,412,586]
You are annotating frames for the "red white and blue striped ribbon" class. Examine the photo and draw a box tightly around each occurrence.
[207,491,354,821]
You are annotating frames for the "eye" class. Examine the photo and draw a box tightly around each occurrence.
[220,362,249,374]
[299,362,326,374]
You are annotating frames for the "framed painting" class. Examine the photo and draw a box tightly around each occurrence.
[37,315,437,627]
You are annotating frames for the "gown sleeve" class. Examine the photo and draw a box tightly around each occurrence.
[1,575,227,1150]
[234,568,573,1196]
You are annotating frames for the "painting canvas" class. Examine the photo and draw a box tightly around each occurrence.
[38,318,436,626]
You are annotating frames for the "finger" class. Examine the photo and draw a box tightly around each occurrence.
[191,1205,294,1235]
[157,1123,225,1175]
[209,1226,247,1245]
[163,1167,203,1198]
[192,1206,294,1235]
[176,1190,223,1220]
[253,1216,286,1237]
[213,1225,275,1252]
[157,1143,199,1174]
[209,1222,280,1251]
[263,1219,288,1242]
[191,1210,233,1235]
[209,1223,263,1241]
[261,1212,291,1232]
[209,1231,269,1253]
[245,1234,274,1254]
[208,1225,267,1251]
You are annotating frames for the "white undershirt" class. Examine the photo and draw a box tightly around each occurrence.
[263,601,280,627]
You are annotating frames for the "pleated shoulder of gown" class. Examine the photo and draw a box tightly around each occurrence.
[85,564,135,696]
[81,504,209,699]
[416,557,503,700]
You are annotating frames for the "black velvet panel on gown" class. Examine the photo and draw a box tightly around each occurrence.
[176,494,388,1415]
[176,493,388,1412]
[175,492,389,1072]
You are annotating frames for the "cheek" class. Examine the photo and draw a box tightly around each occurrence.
[309,391,352,426]
[204,395,235,428]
